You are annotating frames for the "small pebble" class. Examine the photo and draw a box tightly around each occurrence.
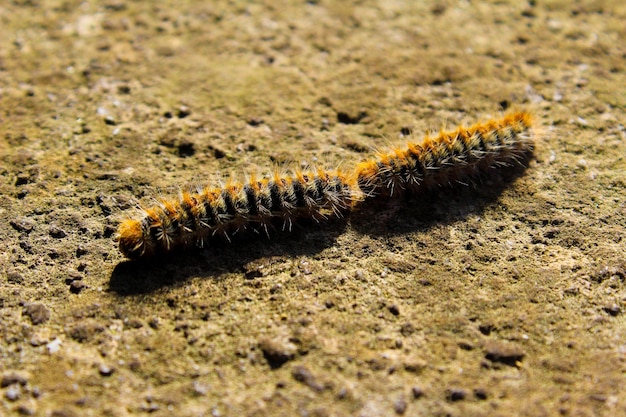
[394,397,407,414]
[69,281,86,294]
[5,385,21,401]
[192,381,210,396]
[17,405,35,416]
[259,337,296,369]
[292,366,324,392]
[484,341,525,366]
[603,304,621,316]
[7,272,24,284]
[446,388,466,402]
[485,343,525,366]
[10,218,35,233]
[388,304,400,316]
[24,303,50,325]
[1,373,27,388]
[76,244,88,257]
[177,106,191,118]
[99,364,114,377]
[411,386,424,399]
[15,173,31,186]
[48,226,67,239]
[474,388,488,400]
[47,338,62,354]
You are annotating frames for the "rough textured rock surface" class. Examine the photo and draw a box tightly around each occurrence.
[1,1,625,416]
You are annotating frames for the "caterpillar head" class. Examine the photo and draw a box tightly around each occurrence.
[117,219,147,259]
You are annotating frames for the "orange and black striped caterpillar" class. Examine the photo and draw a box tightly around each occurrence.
[356,111,534,197]
[117,169,357,259]
[117,112,534,259]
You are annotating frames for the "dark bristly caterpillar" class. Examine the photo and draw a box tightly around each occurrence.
[355,111,534,197]
[117,111,535,259]
[117,169,358,259]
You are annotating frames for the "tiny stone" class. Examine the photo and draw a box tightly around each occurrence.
[411,386,424,399]
[129,360,141,371]
[17,405,35,416]
[99,364,114,376]
[247,117,264,126]
[65,271,83,284]
[474,388,488,400]
[403,359,427,374]
[192,380,210,395]
[10,218,35,233]
[603,304,621,316]
[589,394,607,402]
[1,373,27,388]
[148,317,160,329]
[177,106,191,118]
[292,366,324,392]
[446,388,466,402]
[76,245,88,257]
[69,281,86,294]
[5,385,21,401]
[388,304,400,316]
[394,397,407,415]
[270,284,283,294]
[400,323,416,336]
[484,341,525,366]
[259,337,296,369]
[244,268,264,280]
[15,173,31,186]
[7,272,24,284]
[553,91,563,102]
[209,145,226,159]
[24,303,50,325]
[125,319,143,329]
[478,324,493,335]
[458,341,474,350]
[49,226,67,239]
[50,409,78,417]
[47,338,62,354]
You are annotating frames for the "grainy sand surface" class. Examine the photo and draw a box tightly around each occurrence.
[1,1,625,416]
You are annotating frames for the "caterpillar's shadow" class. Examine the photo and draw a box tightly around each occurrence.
[350,163,532,238]
[109,218,348,295]
[110,163,531,295]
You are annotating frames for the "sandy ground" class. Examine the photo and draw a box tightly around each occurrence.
[1,1,625,416]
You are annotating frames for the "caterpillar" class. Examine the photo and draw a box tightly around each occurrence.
[117,168,358,259]
[355,111,534,197]
[117,112,535,259]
